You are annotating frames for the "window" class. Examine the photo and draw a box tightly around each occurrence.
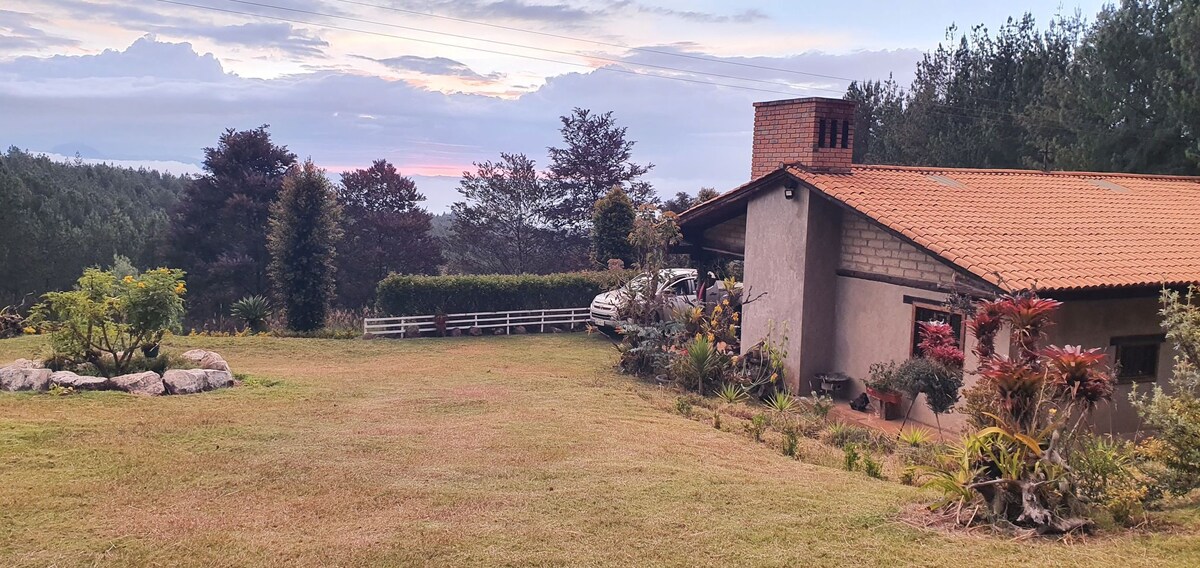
[829,119,839,148]
[817,119,827,148]
[841,120,851,149]
[1112,335,1163,382]
[667,278,696,296]
[910,304,963,357]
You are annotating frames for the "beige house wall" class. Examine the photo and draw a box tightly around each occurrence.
[737,186,1168,434]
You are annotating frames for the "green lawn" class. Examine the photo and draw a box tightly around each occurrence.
[1,334,1197,567]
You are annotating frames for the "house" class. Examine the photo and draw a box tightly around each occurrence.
[677,96,1200,433]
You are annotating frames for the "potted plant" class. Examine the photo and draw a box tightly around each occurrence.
[864,361,903,419]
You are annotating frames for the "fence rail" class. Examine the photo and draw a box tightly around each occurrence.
[364,307,592,337]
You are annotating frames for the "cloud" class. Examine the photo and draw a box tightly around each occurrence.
[358,54,505,82]
[0,9,80,52]
[31,0,330,59]
[629,4,769,24]
[0,37,922,212]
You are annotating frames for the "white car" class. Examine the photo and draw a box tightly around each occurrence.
[589,268,700,328]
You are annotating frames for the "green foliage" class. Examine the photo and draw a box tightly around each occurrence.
[29,267,186,377]
[1130,286,1200,495]
[674,396,693,417]
[591,185,636,268]
[672,335,729,393]
[230,295,272,333]
[745,413,768,442]
[267,160,343,332]
[169,126,296,319]
[843,444,861,471]
[764,391,797,414]
[47,384,75,397]
[716,382,749,405]
[447,153,573,274]
[861,453,884,479]
[376,271,627,316]
[848,3,1200,176]
[0,148,186,308]
[799,391,834,420]
[335,159,441,309]
[781,423,799,458]
[898,427,933,448]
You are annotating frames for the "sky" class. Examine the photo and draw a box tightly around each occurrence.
[0,0,1108,212]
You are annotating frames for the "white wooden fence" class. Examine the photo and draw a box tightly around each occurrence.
[363,307,592,338]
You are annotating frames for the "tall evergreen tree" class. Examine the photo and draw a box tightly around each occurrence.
[335,159,441,308]
[447,153,565,274]
[268,160,343,332]
[170,126,295,319]
[590,185,635,268]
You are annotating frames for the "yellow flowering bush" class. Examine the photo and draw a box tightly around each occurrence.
[28,267,187,376]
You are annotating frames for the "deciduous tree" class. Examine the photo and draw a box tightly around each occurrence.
[335,159,441,308]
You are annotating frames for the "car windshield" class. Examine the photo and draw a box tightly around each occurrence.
[623,271,681,292]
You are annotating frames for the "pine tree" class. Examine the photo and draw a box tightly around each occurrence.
[268,160,343,332]
[590,185,635,268]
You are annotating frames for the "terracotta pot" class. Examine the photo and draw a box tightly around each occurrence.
[866,387,903,420]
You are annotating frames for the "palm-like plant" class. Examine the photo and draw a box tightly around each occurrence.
[231,295,272,333]
[764,390,797,414]
[716,382,748,405]
[674,334,728,393]
[899,427,933,447]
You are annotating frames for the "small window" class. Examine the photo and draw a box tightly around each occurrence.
[1112,335,1162,382]
[841,120,850,149]
[911,304,963,357]
[829,119,838,148]
[817,119,827,148]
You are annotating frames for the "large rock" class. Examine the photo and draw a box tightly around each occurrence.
[7,358,42,370]
[203,369,234,389]
[0,367,51,391]
[162,369,209,395]
[49,371,110,391]
[111,371,165,396]
[180,349,231,373]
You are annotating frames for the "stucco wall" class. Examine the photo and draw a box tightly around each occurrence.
[741,183,840,392]
[1047,296,1170,434]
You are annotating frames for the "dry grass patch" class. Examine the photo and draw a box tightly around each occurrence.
[0,334,1197,567]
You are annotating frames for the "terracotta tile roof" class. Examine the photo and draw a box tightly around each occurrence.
[785,164,1200,292]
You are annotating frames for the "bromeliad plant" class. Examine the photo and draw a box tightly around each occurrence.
[921,291,1121,533]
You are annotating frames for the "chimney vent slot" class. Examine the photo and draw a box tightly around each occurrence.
[817,119,827,148]
[829,120,838,148]
[841,120,850,149]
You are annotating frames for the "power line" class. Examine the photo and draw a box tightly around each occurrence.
[218,0,850,95]
[150,0,828,97]
[152,0,1089,136]
[326,0,857,84]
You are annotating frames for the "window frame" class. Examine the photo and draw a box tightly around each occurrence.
[1110,334,1164,384]
[909,301,965,358]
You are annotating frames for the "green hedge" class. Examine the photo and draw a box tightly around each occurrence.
[375,272,631,316]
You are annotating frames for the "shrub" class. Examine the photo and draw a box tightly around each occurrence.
[843,444,861,471]
[781,424,800,458]
[861,453,885,479]
[230,295,272,333]
[716,382,749,405]
[376,271,628,316]
[672,335,730,393]
[28,267,186,377]
[745,413,768,442]
[922,291,1119,533]
[1130,286,1200,495]
[799,391,834,420]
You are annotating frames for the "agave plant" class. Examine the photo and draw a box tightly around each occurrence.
[230,295,272,334]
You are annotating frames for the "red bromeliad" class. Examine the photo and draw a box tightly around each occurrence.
[917,320,965,368]
[1042,345,1113,406]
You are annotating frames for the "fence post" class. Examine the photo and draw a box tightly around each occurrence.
[506,312,511,334]
[540,310,545,333]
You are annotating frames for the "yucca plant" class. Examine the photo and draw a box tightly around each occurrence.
[673,334,728,393]
[764,390,797,414]
[231,295,273,334]
[716,382,748,405]
[899,427,933,447]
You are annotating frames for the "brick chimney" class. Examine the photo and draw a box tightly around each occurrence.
[750,97,856,179]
